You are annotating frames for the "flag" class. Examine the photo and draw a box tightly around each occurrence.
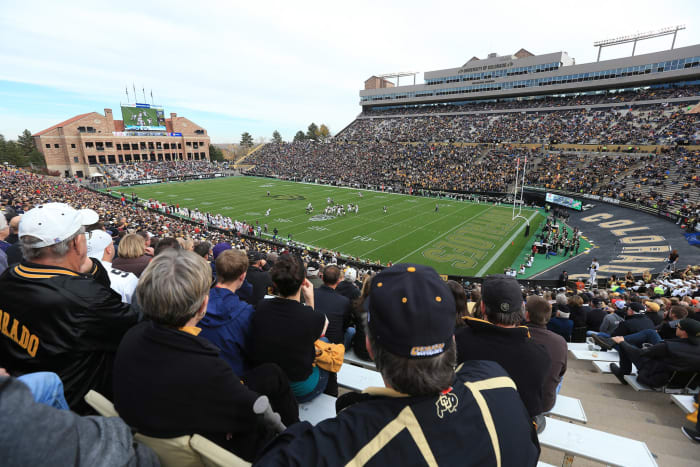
[125,86,129,101]
[684,232,700,246]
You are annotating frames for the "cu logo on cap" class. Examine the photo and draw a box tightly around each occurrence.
[500,302,510,312]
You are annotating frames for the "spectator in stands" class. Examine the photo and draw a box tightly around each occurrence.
[113,250,294,462]
[198,249,255,377]
[153,236,180,256]
[250,254,329,402]
[0,213,9,252]
[255,263,540,465]
[0,203,140,413]
[455,274,551,426]
[111,233,150,277]
[682,393,700,443]
[245,250,273,308]
[586,297,608,333]
[193,240,212,260]
[447,280,469,326]
[0,373,158,466]
[5,215,22,265]
[525,296,567,413]
[86,229,138,304]
[609,302,656,338]
[336,267,360,302]
[350,272,374,361]
[314,264,353,397]
[658,305,689,339]
[306,263,322,288]
[568,295,588,342]
[605,318,700,388]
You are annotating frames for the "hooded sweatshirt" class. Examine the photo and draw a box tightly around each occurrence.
[199,286,255,376]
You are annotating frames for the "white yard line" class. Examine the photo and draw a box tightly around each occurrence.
[476,210,540,276]
[393,207,496,263]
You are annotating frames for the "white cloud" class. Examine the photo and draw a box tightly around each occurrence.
[1,0,699,141]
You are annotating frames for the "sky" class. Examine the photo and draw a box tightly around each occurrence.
[1,0,699,143]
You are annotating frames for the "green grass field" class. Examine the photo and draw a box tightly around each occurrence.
[116,176,545,276]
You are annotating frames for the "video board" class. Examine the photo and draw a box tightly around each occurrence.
[121,104,166,131]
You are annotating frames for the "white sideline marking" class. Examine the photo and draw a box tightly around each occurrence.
[476,210,539,276]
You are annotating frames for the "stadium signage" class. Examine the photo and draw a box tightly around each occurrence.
[458,61,514,74]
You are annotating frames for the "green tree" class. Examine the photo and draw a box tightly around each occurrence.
[240,132,254,148]
[318,124,331,142]
[17,129,35,155]
[209,144,225,162]
[306,123,319,141]
[272,130,283,144]
[293,131,306,142]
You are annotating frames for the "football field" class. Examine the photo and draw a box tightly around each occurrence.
[117,176,545,277]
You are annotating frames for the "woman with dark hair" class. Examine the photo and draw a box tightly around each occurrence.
[446,280,469,327]
[350,272,375,361]
[250,254,329,402]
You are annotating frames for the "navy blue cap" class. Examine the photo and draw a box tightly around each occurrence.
[365,263,455,358]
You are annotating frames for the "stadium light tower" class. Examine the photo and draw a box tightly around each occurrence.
[593,25,686,62]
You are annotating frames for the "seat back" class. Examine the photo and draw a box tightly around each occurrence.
[190,434,251,467]
[134,433,204,467]
[84,390,119,417]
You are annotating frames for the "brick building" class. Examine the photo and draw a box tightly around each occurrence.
[33,108,210,178]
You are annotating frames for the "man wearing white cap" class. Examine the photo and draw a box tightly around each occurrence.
[86,229,139,304]
[0,203,141,413]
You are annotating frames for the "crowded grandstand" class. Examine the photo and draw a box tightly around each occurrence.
[1,32,700,467]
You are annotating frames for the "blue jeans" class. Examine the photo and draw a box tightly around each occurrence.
[295,368,329,403]
[344,327,356,350]
[18,372,70,410]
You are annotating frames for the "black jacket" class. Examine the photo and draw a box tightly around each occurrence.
[245,266,273,308]
[456,317,551,418]
[336,280,360,302]
[635,339,700,387]
[586,307,607,332]
[255,360,540,466]
[0,260,139,412]
[611,313,655,337]
[114,321,276,462]
[313,285,351,345]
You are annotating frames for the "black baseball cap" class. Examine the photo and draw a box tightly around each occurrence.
[482,274,523,315]
[365,263,455,358]
[678,318,700,344]
[628,302,645,314]
[247,250,266,262]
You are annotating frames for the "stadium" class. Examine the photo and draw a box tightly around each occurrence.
[1,20,700,467]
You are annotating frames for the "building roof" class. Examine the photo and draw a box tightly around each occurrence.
[514,48,535,59]
[33,113,93,136]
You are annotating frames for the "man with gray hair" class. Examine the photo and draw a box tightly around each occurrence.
[0,203,141,413]
[255,264,540,465]
[113,250,290,462]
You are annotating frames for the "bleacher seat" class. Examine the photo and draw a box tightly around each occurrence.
[569,349,620,361]
[338,363,385,391]
[539,416,658,467]
[547,395,587,423]
[298,393,336,425]
[343,348,377,370]
[671,394,697,414]
[84,390,250,467]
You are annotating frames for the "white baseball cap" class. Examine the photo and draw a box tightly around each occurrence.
[344,267,357,282]
[0,213,7,230]
[19,203,99,248]
[86,230,113,259]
